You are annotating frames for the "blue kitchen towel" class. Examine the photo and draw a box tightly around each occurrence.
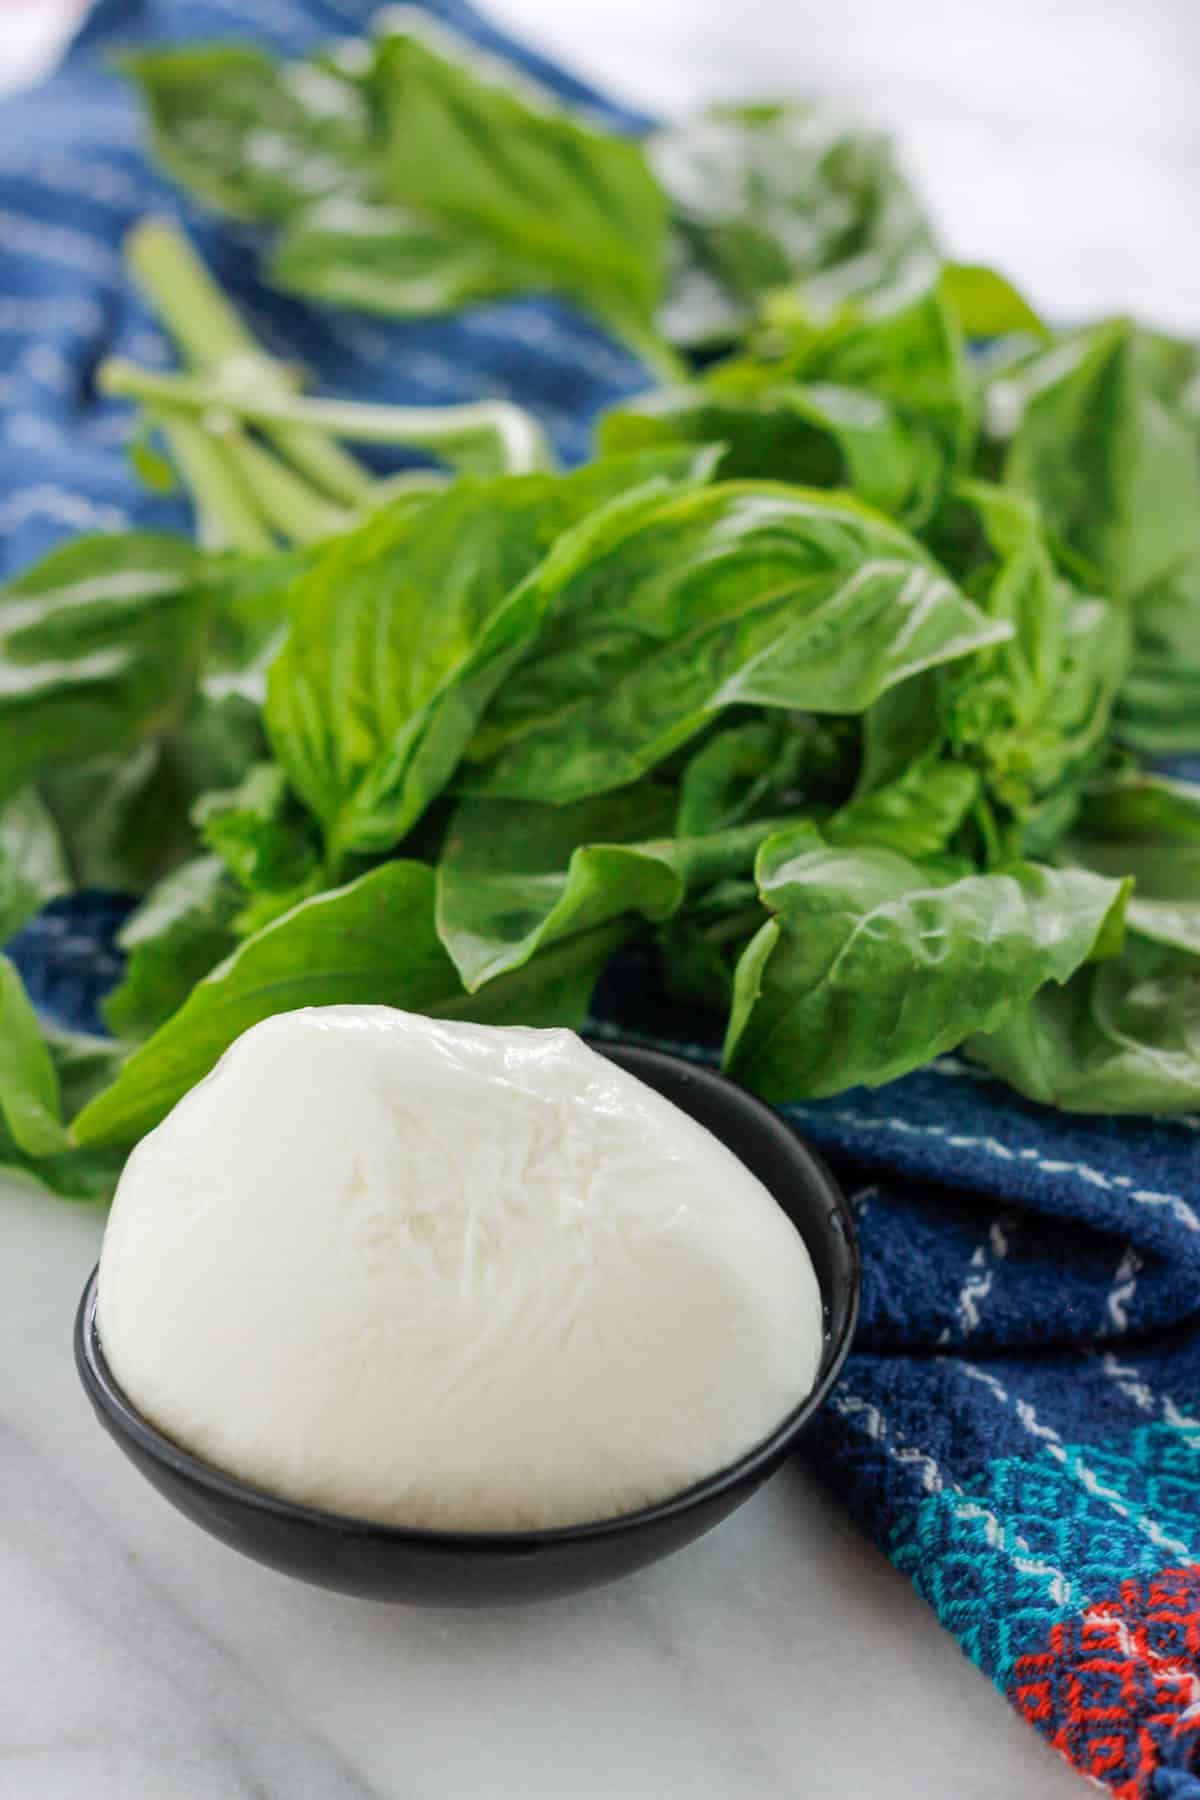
[4,6,1200,1795]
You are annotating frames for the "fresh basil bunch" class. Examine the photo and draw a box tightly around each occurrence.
[2,21,1199,1203]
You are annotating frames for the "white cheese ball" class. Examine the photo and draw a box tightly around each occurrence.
[98,1009,824,1531]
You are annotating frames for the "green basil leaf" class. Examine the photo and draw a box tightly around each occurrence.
[940,483,1063,695]
[998,320,1200,602]
[271,196,515,316]
[657,883,765,1012]
[0,532,211,802]
[437,786,779,990]
[675,715,854,837]
[266,458,708,862]
[72,860,628,1149]
[926,482,1131,832]
[601,380,936,522]
[616,269,971,526]
[124,43,513,321]
[676,720,789,838]
[723,826,1129,1099]
[651,101,935,347]
[938,263,1047,342]
[371,19,667,350]
[0,955,68,1157]
[1060,773,1200,957]
[40,744,186,893]
[1114,557,1200,754]
[0,1016,125,1202]
[853,670,941,798]
[194,762,320,896]
[1115,662,1200,756]
[121,44,372,222]
[38,684,266,896]
[125,27,668,359]
[202,547,308,686]
[192,760,325,936]
[45,1023,128,1123]
[0,1131,124,1203]
[601,384,843,486]
[756,273,974,496]
[103,855,240,1042]
[0,789,70,942]
[470,483,1009,803]
[967,935,1200,1115]
[827,754,980,857]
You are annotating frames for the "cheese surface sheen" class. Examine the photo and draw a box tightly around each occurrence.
[98,1008,824,1531]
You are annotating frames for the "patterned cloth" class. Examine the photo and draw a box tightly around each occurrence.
[4,4,1200,1794]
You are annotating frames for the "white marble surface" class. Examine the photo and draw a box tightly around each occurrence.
[1,1177,1087,1800]
[2,3,1196,1796]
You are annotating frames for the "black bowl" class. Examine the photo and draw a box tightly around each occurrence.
[75,1042,859,1606]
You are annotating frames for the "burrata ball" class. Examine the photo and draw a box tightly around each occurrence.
[98,1008,823,1531]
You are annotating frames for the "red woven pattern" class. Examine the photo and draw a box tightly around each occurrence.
[1011,1567,1200,1797]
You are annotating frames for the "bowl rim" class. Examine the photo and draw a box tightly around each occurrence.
[75,1041,860,1552]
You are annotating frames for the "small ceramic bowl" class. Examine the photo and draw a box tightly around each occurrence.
[75,1042,859,1606]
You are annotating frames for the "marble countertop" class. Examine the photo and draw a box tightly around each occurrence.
[2,1178,1086,1800]
[2,3,1196,1795]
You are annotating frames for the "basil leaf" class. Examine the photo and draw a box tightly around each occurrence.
[853,668,941,797]
[0,955,68,1157]
[370,20,667,353]
[104,855,240,1042]
[124,43,532,320]
[470,483,1009,803]
[658,882,765,1012]
[997,320,1200,602]
[601,381,936,523]
[271,196,515,317]
[1114,558,1200,754]
[203,547,308,688]
[191,761,325,936]
[756,273,974,499]
[601,385,845,487]
[827,754,979,858]
[40,745,183,893]
[0,532,211,802]
[72,861,627,1148]
[922,482,1131,840]
[990,324,1200,754]
[937,263,1047,343]
[0,789,70,942]
[38,685,266,896]
[437,787,779,990]
[46,1023,128,1122]
[967,935,1200,1115]
[652,101,935,348]
[266,458,709,862]
[123,44,523,319]
[610,271,971,528]
[126,28,668,358]
[1061,773,1200,957]
[0,1131,123,1204]
[0,1016,125,1202]
[675,715,853,837]
[120,44,373,222]
[194,763,320,897]
[723,827,1129,1099]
